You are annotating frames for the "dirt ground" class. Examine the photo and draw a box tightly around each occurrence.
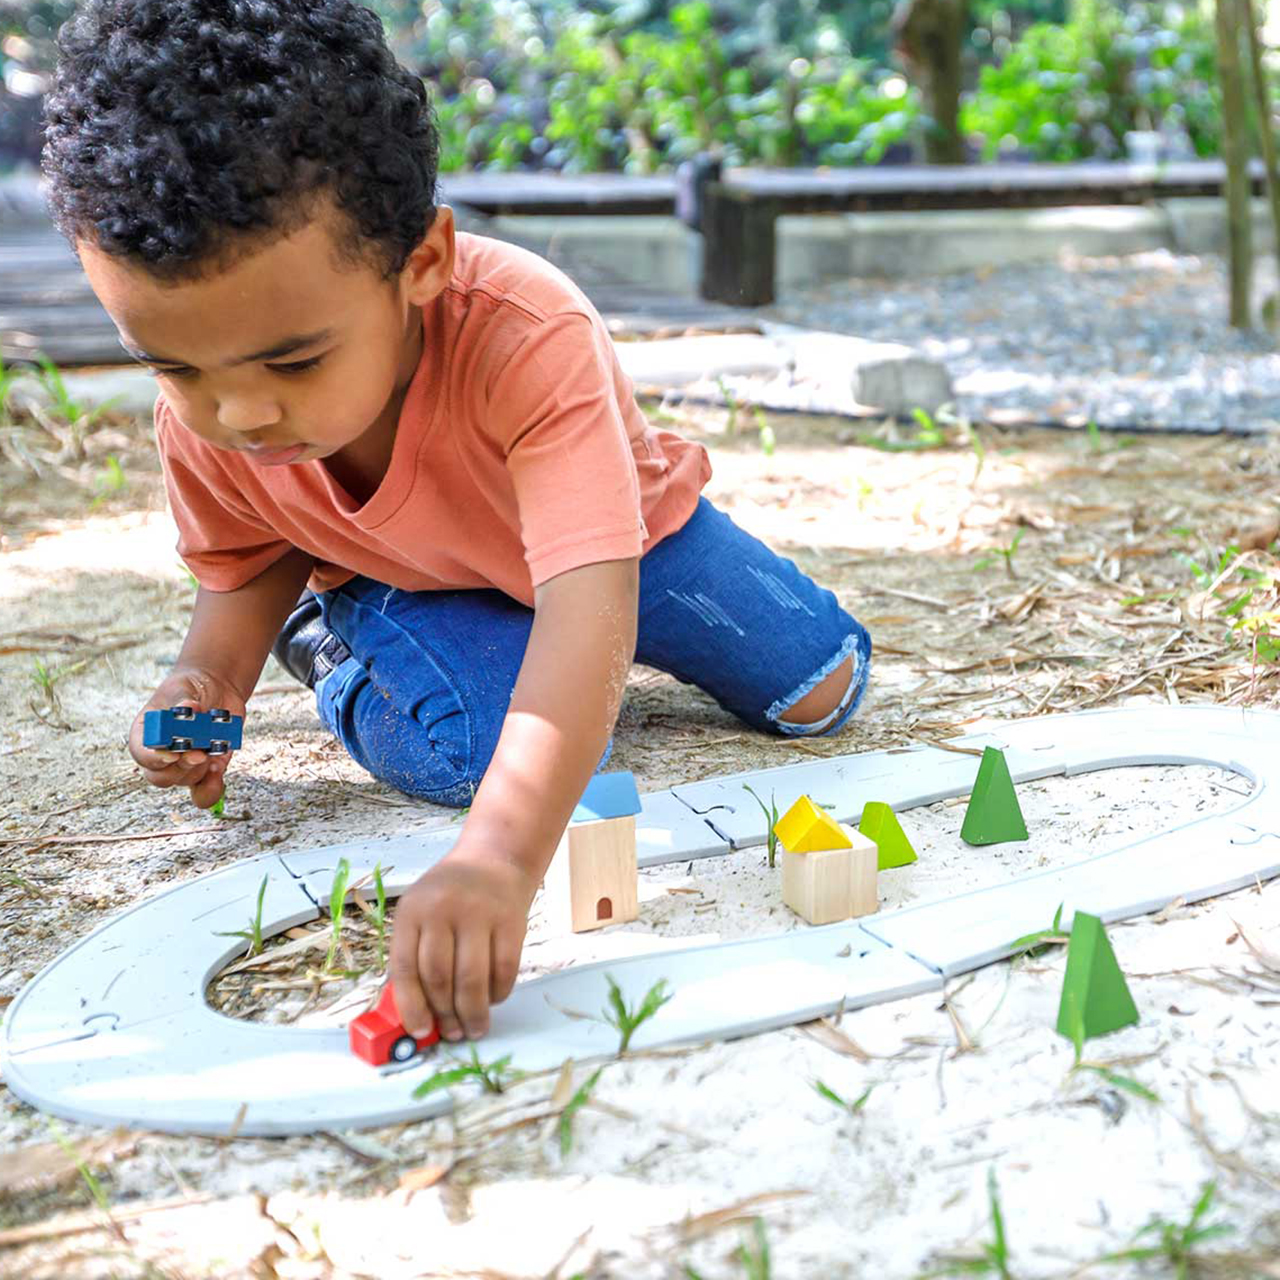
[2,393,1280,1279]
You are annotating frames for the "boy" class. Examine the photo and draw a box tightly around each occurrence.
[43,0,870,1046]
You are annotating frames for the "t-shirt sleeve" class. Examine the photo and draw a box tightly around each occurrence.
[483,311,646,586]
[154,399,296,591]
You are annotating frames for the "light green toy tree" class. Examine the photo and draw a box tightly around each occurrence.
[858,801,917,870]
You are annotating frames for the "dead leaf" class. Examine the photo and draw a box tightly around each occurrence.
[549,1059,576,1110]
[797,1018,872,1062]
[0,1132,137,1199]
[220,928,328,975]
[1237,517,1280,552]
[397,1165,450,1193]
[1232,920,1280,977]
[673,1189,810,1244]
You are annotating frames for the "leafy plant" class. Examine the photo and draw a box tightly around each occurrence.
[412,1045,521,1098]
[1073,1062,1159,1103]
[372,863,389,968]
[89,455,126,508]
[733,1217,772,1280]
[214,873,269,957]
[974,528,1025,577]
[50,1122,112,1218]
[926,1167,1013,1278]
[1101,1181,1233,1277]
[602,974,673,1053]
[754,407,776,456]
[813,1079,873,1115]
[558,1065,603,1157]
[1009,903,1067,958]
[324,857,352,973]
[742,784,781,868]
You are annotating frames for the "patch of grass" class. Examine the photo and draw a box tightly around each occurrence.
[858,408,948,453]
[602,974,672,1054]
[754,406,776,456]
[214,873,269,957]
[89,454,126,508]
[924,1167,1013,1278]
[813,1079,873,1115]
[324,857,352,974]
[1100,1181,1233,1277]
[742,784,781,868]
[412,1045,521,1098]
[1009,903,1067,959]
[734,1217,773,1280]
[372,863,388,969]
[50,1122,112,1218]
[1072,1063,1160,1104]
[209,794,227,819]
[718,376,740,436]
[558,1065,603,1157]
[974,528,1025,577]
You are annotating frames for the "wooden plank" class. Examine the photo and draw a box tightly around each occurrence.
[700,184,779,306]
[441,171,676,216]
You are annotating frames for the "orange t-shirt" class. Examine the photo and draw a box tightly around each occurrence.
[155,232,710,605]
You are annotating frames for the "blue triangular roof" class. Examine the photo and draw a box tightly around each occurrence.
[572,771,641,822]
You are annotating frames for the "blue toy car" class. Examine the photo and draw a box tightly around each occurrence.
[142,706,244,755]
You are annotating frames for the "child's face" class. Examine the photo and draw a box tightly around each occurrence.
[78,203,454,467]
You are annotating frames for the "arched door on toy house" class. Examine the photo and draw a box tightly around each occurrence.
[596,896,612,921]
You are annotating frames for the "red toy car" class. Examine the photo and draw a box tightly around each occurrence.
[349,984,440,1066]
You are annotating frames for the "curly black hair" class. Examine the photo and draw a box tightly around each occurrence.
[42,0,440,278]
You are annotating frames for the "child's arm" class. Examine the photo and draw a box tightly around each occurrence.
[389,555,639,1042]
[129,547,315,808]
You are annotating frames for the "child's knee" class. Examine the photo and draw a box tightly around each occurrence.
[771,647,868,737]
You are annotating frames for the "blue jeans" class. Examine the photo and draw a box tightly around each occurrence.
[314,498,871,805]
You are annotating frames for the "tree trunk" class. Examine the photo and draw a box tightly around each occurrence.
[893,0,967,165]
[1215,0,1253,327]
[1241,0,1280,261]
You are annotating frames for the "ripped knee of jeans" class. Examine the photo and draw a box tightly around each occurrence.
[768,632,870,738]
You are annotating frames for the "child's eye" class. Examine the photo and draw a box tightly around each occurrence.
[151,366,195,379]
[269,356,324,375]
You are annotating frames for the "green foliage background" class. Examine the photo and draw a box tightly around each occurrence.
[0,0,1241,172]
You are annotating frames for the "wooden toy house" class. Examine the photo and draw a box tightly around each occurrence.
[775,795,878,925]
[544,772,642,933]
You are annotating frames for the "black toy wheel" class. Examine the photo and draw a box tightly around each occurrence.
[171,706,195,719]
[211,708,232,722]
[208,741,229,755]
[390,1036,417,1063]
[170,737,193,751]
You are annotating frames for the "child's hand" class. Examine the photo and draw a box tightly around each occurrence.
[388,847,539,1043]
[129,670,247,810]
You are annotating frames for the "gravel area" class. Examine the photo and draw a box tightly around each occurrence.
[768,249,1280,435]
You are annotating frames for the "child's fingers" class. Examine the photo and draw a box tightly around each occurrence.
[419,927,464,1043]
[388,921,434,1040]
[453,929,492,1040]
[137,755,210,789]
[189,768,226,810]
[490,930,522,1005]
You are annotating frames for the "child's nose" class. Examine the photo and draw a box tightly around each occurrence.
[216,395,282,435]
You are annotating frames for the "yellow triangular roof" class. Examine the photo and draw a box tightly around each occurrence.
[774,795,852,853]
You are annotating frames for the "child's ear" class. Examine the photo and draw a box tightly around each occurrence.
[400,206,455,306]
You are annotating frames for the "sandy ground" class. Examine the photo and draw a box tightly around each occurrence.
[2,393,1280,1279]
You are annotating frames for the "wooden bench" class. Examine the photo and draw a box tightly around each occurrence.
[446,158,1266,307]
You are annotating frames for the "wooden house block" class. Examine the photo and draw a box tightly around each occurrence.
[774,795,852,853]
[544,772,642,934]
[782,823,879,925]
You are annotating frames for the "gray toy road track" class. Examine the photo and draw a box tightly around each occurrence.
[4,706,1279,1136]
